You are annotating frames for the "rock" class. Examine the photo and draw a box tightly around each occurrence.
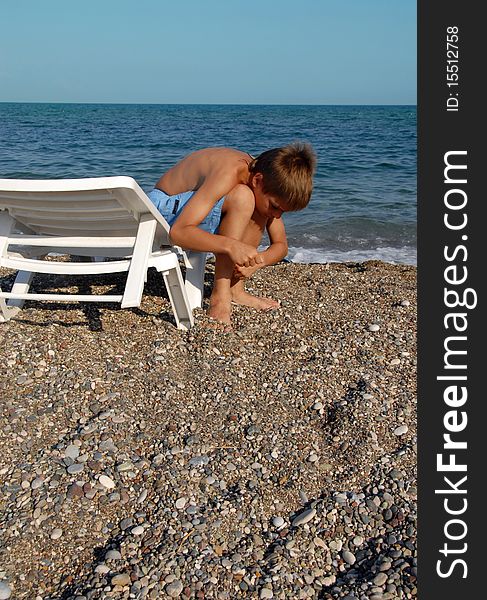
[66,483,84,499]
[342,550,356,565]
[165,579,184,597]
[120,518,133,531]
[373,573,388,586]
[95,564,110,574]
[131,525,145,535]
[112,573,131,586]
[368,324,380,332]
[188,455,209,467]
[99,475,115,489]
[272,516,284,528]
[50,528,63,540]
[137,488,148,503]
[292,508,316,527]
[394,425,408,436]
[0,582,12,599]
[67,463,84,475]
[175,497,187,509]
[31,477,44,490]
[260,589,273,599]
[105,549,122,560]
[65,444,80,460]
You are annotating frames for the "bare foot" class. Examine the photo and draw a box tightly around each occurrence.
[207,296,233,331]
[231,289,280,310]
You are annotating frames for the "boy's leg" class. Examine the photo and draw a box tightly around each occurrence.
[230,212,280,310]
[208,191,255,324]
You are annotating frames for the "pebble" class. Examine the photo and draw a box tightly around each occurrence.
[0,582,11,600]
[99,475,115,489]
[67,463,84,475]
[260,589,273,599]
[131,525,145,535]
[373,573,388,586]
[119,518,133,531]
[65,444,80,460]
[188,455,209,467]
[368,324,380,332]
[66,483,84,499]
[342,550,356,565]
[111,573,131,586]
[50,528,63,540]
[292,508,316,527]
[165,579,184,597]
[105,549,122,560]
[394,425,408,436]
[272,516,285,528]
[175,497,187,509]
[31,477,44,490]
[95,564,110,574]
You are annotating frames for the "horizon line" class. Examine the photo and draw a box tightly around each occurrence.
[0,100,417,107]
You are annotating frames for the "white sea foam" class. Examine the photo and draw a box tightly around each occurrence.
[287,246,417,266]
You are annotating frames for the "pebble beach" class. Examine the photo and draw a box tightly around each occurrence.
[0,260,417,600]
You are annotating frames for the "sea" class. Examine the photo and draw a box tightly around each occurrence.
[0,103,416,265]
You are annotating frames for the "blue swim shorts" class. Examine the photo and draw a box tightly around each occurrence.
[147,188,224,234]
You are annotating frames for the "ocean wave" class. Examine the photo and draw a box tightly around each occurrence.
[287,245,417,266]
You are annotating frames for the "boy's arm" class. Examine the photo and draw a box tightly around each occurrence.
[169,172,262,267]
[233,218,288,279]
[260,217,289,266]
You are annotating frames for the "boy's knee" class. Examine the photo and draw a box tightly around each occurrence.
[223,184,255,218]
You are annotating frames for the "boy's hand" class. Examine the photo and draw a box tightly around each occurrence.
[227,239,264,268]
[233,263,262,281]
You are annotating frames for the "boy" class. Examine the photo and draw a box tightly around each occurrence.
[148,142,316,327]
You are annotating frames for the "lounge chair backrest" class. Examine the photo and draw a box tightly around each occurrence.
[0,176,171,244]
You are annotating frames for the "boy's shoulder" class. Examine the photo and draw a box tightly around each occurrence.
[225,182,255,201]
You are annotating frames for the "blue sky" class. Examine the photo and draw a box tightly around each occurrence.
[0,0,416,104]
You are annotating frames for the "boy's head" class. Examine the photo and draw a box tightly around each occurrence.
[250,142,316,212]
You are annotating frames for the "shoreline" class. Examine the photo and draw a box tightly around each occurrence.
[0,261,417,599]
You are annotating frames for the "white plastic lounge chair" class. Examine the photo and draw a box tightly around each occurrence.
[0,176,207,329]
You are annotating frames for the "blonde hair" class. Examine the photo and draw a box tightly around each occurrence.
[250,142,316,210]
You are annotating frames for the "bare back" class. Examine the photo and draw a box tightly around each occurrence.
[155,148,253,195]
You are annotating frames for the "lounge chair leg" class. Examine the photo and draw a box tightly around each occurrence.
[161,267,194,330]
[121,215,156,308]
[184,251,207,310]
[0,292,9,322]
[9,270,34,310]
[0,270,35,322]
